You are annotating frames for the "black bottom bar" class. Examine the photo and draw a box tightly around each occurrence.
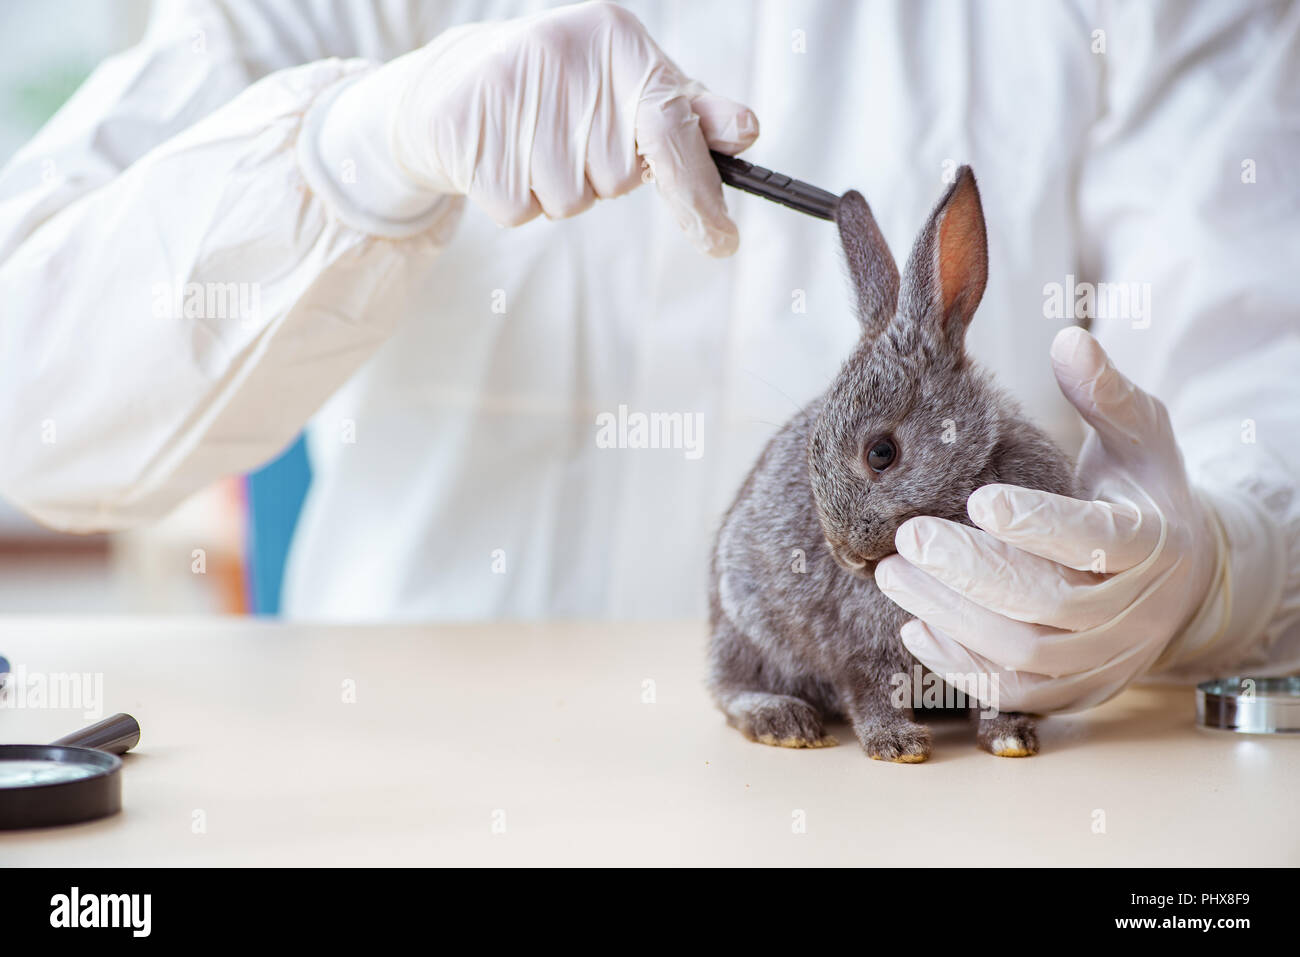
[0,866,1284,942]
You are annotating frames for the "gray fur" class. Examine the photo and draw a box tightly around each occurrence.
[707,167,1076,761]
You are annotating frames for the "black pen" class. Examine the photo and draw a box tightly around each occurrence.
[711,150,839,220]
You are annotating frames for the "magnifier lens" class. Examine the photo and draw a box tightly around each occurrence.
[1197,676,1300,733]
[0,714,138,828]
[0,759,101,788]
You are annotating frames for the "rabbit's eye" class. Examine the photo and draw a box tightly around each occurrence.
[866,437,897,473]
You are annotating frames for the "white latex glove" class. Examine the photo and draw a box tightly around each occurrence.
[299,1,758,252]
[874,326,1229,714]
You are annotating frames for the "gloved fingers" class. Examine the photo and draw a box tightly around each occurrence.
[525,82,601,219]
[1051,326,1179,468]
[898,619,1053,714]
[522,34,635,211]
[894,515,1141,631]
[584,105,647,200]
[690,92,760,155]
[470,180,544,228]
[899,619,1116,714]
[581,62,645,200]
[636,68,740,257]
[533,174,597,220]
[876,555,1068,675]
[563,2,678,200]
[877,554,1153,679]
[967,483,1159,573]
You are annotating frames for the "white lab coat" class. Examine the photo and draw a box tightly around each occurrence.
[1,1,1297,678]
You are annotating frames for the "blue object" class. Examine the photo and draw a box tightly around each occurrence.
[244,433,312,615]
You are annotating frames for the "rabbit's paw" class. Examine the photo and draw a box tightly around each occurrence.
[858,721,932,763]
[725,692,837,748]
[976,713,1038,758]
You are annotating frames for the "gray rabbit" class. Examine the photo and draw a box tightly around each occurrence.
[708,167,1076,761]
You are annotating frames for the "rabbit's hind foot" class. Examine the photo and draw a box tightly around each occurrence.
[722,691,837,749]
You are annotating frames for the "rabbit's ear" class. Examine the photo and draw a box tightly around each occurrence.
[836,190,899,338]
[900,166,988,353]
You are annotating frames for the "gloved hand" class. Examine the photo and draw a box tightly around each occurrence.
[302,1,759,253]
[873,326,1228,713]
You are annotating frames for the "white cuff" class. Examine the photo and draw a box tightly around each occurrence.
[1155,484,1287,675]
[297,70,461,239]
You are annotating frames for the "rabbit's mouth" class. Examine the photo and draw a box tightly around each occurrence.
[825,541,887,576]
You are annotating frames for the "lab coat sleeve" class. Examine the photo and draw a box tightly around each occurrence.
[1077,0,1300,679]
[0,5,459,532]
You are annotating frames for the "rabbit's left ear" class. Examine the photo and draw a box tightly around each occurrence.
[901,166,988,354]
[836,190,899,339]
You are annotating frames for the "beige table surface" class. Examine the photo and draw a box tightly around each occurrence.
[0,617,1295,866]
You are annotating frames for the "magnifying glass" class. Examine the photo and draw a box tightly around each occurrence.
[0,713,141,830]
[1197,677,1300,734]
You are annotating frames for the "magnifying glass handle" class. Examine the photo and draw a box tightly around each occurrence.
[52,713,141,755]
